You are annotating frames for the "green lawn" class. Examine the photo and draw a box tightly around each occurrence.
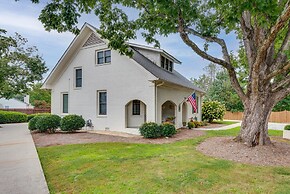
[211,120,238,125]
[38,128,290,194]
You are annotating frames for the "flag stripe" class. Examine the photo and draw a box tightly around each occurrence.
[187,93,197,113]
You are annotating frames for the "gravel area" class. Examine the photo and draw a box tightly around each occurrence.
[197,137,290,167]
[32,129,205,147]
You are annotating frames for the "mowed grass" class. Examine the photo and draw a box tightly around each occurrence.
[38,128,289,194]
[211,120,238,125]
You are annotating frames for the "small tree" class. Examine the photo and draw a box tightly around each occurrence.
[202,101,226,123]
[0,29,47,99]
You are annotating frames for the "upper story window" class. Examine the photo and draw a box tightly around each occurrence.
[96,50,111,64]
[161,56,173,72]
[75,68,82,88]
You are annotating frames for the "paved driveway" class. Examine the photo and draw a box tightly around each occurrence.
[0,123,49,194]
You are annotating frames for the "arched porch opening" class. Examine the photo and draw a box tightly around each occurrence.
[125,100,146,128]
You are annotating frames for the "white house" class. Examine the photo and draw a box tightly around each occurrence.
[43,23,205,134]
[0,95,33,109]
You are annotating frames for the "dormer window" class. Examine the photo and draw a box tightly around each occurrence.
[161,56,173,72]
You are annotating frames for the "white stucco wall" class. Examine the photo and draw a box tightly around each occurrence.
[135,48,161,66]
[156,85,203,128]
[50,43,157,133]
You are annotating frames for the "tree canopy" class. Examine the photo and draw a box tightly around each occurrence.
[0,29,47,99]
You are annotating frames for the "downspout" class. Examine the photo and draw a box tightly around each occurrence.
[155,81,164,123]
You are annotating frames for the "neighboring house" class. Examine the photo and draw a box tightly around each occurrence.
[43,23,205,134]
[0,95,33,109]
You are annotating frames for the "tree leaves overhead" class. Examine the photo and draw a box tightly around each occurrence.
[0,30,47,99]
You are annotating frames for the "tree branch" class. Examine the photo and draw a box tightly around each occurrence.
[271,72,290,91]
[252,2,290,93]
[184,27,231,63]
[177,10,247,102]
[275,80,290,101]
[266,60,290,80]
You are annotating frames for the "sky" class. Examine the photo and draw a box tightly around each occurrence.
[0,1,240,80]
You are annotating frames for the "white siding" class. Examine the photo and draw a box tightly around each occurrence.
[51,44,156,133]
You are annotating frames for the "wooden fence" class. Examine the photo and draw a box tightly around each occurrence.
[224,111,290,123]
[0,108,51,115]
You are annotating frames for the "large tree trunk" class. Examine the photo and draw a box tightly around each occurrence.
[235,95,275,147]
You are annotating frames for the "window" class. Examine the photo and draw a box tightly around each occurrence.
[132,100,140,115]
[98,91,107,115]
[161,56,165,68]
[160,55,173,72]
[169,61,173,72]
[97,50,111,64]
[75,68,82,88]
[62,93,68,113]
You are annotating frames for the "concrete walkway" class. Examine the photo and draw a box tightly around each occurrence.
[0,123,49,194]
[198,120,289,131]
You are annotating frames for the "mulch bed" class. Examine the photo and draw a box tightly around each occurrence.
[32,129,205,147]
[197,137,290,167]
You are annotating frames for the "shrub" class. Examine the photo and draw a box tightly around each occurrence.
[28,116,42,131]
[202,101,226,123]
[27,113,50,121]
[188,122,195,129]
[161,122,176,137]
[139,122,162,138]
[36,114,61,133]
[192,121,202,128]
[0,111,27,124]
[285,125,290,130]
[60,114,85,132]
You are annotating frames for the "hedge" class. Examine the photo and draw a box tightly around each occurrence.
[0,111,27,124]
[35,114,61,133]
[60,115,85,132]
[285,125,290,130]
[161,122,176,137]
[27,113,51,121]
[139,122,162,138]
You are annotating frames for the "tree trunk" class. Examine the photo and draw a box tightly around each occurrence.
[235,96,274,147]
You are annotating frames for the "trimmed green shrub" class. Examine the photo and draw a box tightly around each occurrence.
[0,111,27,124]
[139,122,162,138]
[28,116,42,131]
[202,101,226,123]
[27,113,50,121]
[188,122,195,129]
[161,122,176,137]
[60,114,85,132]
[285,125,290,130]
[36,114,61,133]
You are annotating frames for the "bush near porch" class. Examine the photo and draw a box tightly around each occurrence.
[139,122,176,138]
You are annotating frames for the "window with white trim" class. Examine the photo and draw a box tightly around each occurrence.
[98,91,107,115]
[75,68,82,88]
[62,93,68,113]
[96,50,111,64]
[160,55,173,72]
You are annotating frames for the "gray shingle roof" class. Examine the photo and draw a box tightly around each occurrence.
[131,47,205,93]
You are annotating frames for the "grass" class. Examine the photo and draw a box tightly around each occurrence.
[211,120,238,125]
[38,127,287,194]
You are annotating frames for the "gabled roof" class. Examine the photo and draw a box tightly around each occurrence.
[128,42,181,64]
[43,23,205,93]
[132,48,205,93]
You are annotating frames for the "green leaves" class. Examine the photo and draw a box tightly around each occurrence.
[0,29,47,99]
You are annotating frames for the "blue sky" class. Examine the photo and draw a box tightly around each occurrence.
[0,1,240,80]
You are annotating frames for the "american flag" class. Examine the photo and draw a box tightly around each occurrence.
[187,93,197,113]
